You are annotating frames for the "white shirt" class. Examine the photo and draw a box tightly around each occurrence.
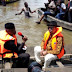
[48,1,56,8]
[61,3,66,9]
[24,7,30,17]
[69,1,72,9]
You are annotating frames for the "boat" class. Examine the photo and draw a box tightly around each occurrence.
[37,8,72,31]
[0,0,19,4]
[0,54,72,72]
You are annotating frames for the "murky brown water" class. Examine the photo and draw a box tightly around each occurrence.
[0,0,72,55]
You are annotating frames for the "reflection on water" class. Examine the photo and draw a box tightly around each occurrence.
[0,0,72,54]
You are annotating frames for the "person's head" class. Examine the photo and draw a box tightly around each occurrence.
[48,0,51,3]
[57,0,60,4]
[60,0,64,3]
[24,2,28,7]
[5,23,16,36]
[47,21,58,34]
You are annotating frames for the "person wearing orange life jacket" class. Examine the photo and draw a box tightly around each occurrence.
[34,21,65,69]
[0,23,30,68]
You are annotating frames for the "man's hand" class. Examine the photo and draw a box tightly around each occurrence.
[40,49,44,56]
[15,14,18,15]
[22,36,28,43]
[42,51,47,56]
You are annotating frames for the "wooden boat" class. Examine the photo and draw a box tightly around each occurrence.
[0,53,72,72]
[0,0,19,4]
[38,8,72,31]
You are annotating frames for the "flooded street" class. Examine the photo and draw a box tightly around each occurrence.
[0,0,72,56]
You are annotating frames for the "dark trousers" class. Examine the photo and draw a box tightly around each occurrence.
[12,53,30,68]
[68,10,72,23]
[28,61,42,72]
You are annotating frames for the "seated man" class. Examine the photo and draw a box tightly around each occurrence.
[0,23,30,68]
[43,0,50,11]
[36,0,56,24]
[55,0,66,20]
[34,21,65,69]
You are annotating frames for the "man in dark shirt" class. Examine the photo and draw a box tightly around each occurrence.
[68,0,72,23]
[0,23,30,68]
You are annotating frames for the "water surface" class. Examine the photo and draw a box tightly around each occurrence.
[0,0,72,55]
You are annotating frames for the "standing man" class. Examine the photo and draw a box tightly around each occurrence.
[0,23,30,68]
[15,2,36,17]
[34,21,65,69]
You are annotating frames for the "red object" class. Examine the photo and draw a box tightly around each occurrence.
[68,0,70,8]
[18,32,22,36]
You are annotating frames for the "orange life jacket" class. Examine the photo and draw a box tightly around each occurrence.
[43,27,64,59]
[0,30,18,58]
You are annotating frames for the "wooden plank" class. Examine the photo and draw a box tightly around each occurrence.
[5,62,12,69]
[1,67,72,72]
[2,68,27,72]
[63,54,72,56]
[0,57,2,60]
[62,54,72,59]
[30,54,72,60]
[2,53,72,61]
[56,61,64,68]
[44,67,72,72]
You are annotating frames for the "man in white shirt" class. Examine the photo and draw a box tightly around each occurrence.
[55,0,66,20]
[36,0,56,24]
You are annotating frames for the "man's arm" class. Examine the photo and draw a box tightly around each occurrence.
[40,39,45,56]
[29,7,36,13]
[15,8,25,15]
[4,40,25,54]
[48,1,56,9]
[40,39,45,49]
[4,40,19,53]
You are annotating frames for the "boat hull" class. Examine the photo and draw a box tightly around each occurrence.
[0,0,19,4]
[38,8,72,31]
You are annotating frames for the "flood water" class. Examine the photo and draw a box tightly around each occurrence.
[0,0,72,55]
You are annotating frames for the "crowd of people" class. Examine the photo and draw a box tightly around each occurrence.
[0,0,69,72]
[36,0,72,24]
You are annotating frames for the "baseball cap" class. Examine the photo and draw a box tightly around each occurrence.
[47,21,59,27]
